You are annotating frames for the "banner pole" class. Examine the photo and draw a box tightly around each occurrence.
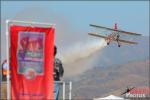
[6,20,10,99]
[69,81,72,100]
[63,82,66,100]
[8,20,56,28]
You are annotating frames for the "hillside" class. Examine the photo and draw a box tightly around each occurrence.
[71,59,149,99]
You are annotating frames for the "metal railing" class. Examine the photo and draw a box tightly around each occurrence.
[54,81,72,100]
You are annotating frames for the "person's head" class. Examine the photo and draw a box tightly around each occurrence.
[4,59,7,63]
[54,45,57,56]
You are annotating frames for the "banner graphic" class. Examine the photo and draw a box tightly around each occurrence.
[10,25,54,99]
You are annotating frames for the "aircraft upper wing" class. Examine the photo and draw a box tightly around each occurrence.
[118,39,138,44]
[90,24,142,36]
[88,33,107,39]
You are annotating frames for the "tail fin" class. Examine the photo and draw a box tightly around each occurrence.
[114,23,117,30]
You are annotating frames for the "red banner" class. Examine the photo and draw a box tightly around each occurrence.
[10,25,54,99]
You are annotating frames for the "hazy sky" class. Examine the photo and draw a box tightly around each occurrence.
[1,1,149,36]
[1,1,149,77]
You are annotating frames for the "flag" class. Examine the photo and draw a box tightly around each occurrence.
[10,25,54,99]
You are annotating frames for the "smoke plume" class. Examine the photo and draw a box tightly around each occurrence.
[58,39,107,64]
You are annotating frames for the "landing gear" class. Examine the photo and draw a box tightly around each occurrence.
[116,35,121,47]
[107,42,110,45]
[117,41,121,47]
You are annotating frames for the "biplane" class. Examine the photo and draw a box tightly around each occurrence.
[88,23,142,47]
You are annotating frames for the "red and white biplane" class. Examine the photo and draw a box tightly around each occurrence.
[88,23,142,47]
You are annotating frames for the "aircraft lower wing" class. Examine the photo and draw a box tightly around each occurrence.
[88,33,138,44]
[88,33,106,38]
[90,24,142,36]
[118,39,138,44]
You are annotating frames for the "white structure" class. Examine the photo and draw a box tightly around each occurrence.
[55,81,72,100]
[94,95,128,100]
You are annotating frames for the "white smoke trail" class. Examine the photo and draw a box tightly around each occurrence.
[57,39,107,64]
